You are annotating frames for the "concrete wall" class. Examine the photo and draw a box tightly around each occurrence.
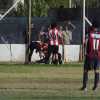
[0,44,25,63]
[0,44,80,63]
[64,45,80,62]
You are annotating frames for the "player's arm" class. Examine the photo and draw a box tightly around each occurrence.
[58,30,63,44]
[68,21,76,31]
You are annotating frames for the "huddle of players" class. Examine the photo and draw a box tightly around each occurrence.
[39,23,63,64]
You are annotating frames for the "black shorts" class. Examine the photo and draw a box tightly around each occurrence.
[84,55,100,70]
[53,45,58,54]
[48,45,58,55]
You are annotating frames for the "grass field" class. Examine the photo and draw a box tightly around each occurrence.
[0,63,100,100]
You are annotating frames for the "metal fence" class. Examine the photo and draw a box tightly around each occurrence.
[0,17,82,44]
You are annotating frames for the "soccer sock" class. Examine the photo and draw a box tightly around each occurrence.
[94,72,99,88]
[83,71,88,88]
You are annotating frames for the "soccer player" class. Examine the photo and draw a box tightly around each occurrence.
[81,25,100,91]
[45,23,62,64]
[39,26,48,43]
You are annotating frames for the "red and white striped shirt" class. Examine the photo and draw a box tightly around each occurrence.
[48,28,60,46]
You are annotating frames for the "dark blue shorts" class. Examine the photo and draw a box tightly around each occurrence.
[84,55,100,70]
[48,45,58,54]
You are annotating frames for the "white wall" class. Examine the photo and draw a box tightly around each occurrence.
[11,44,25,62]
[64,45,80,62]
[0,44,80,63]
[0,44,25,63]
[0,44,11,62]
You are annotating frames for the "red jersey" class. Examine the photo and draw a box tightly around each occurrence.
[87,31,100,59]
[48,28,60,46]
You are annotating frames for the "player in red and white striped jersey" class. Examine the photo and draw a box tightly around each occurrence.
[45,23,62,64]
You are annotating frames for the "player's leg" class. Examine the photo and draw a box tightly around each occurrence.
[51,46,55,64]
[44,45,52,64]
[52,46,59,64]
[58,53,62,64]
[55,46,59,64]
[81,70,88,91]
[93,70,99,90]
[92,57,99,90]
[81,57,90,90]
[28,42,35,63]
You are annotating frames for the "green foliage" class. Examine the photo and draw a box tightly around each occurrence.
[45,0,69,8]
[0,0,13,9]
[15,0,100,17]
[86,0,100,8]
[16,0,69,17]
[31,0,49,16]
[15,2,25,16]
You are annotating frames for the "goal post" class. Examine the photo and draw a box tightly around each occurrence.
[79,0,93,61]
[0,0,21,21]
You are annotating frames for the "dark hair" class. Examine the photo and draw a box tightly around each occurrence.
[92,21,99,28]
[51,23,57,29]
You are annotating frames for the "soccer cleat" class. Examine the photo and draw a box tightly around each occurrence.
[80,87,87,91]
[92,86,98,91]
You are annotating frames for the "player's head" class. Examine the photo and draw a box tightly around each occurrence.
[89,21,99,33]
[92,20,99,29]
[59,26,63,30]
[51,23,57,29]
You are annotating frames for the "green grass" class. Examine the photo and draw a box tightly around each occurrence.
[0,63,99,100]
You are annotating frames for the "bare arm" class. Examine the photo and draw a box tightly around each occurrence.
[68,21,76,31]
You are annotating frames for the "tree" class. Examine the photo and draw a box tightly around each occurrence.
[72,0,100,8]
[31,0,49,16]
[86,0,100,8]
[15,0,100,17]
[0,0,13,9]
[15,2,25,16]
[16,0,69,17]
